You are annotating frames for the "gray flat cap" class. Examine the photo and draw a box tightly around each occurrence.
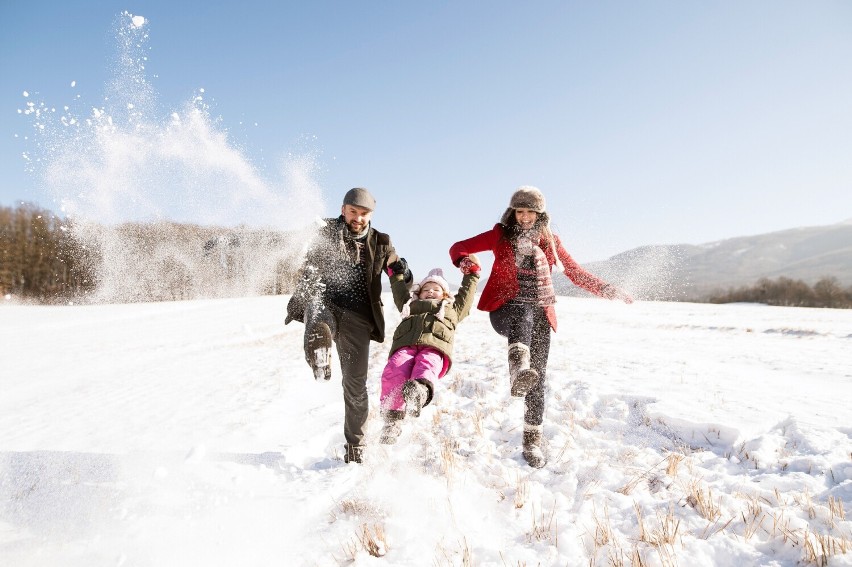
[342,187,376,211]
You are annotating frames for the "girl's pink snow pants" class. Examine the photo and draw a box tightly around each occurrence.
[380,345,449,412]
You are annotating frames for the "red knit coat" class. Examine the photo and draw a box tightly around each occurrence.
[449,224,611,331]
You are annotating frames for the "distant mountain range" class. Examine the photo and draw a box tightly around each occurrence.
[556,220,852,300]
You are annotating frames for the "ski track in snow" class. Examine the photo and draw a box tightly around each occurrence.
[1,295,851,566]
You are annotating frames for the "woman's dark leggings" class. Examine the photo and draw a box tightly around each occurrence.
[489,303,551,426]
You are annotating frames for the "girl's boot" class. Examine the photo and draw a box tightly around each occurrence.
[379,410,405,445]
[508,343,539,397]
[522,424,546,468]
[403,379,433,418]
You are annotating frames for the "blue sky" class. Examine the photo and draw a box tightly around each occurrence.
[2,1,852,282]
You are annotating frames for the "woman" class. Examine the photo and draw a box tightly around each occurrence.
[449,186,632,468]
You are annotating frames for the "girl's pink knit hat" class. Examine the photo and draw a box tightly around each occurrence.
[402,268,452,320]
[415,268,451,297]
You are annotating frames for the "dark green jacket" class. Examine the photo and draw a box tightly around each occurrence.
[285,216,401,342]
[388,271,480,369]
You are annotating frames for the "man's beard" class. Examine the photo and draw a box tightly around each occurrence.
[345,219,369,237]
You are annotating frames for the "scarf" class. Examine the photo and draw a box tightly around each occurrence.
[337,221,369,266]
[512,227,556,306]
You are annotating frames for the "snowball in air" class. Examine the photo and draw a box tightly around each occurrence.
[131,15,146,28]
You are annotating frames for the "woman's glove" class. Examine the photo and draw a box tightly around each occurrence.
[601,284,633,304]
[459,255,481,275]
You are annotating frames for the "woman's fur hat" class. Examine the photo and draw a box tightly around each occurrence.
[500,185,547,225]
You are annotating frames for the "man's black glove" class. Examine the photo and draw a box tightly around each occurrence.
[387,257,413,284]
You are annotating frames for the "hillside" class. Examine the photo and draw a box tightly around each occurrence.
[557,220,852,300]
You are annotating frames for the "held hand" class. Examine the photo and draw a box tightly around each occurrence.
[387,257,413,283]
[387,258,405,276]
[459,255,481,275]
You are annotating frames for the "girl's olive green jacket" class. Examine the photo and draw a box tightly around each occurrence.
[387,271,480,370]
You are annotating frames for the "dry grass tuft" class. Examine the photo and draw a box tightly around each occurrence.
[635,503,681,548]
[591,503,614,549]
[340,523,388,560]
[551,437,573,465]
[527,501,558,544]
[828,496,846,526]
[684,478,736,540]
[605,544,651,567]
[514,474,528,509]
[472,407,484,435]
[802,529,850,566]
[360,523,388,557]
[737,493,766,541]
[794,490,817,520]
[666,453,685,476]
[432,407,444,427]
[434,536,473,566]
[440,436,457,480]
[618,457,669,495]
[685,479,721,522]
[632,502,681,567]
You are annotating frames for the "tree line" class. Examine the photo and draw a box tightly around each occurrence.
[3,202,851,308]
[707,276,852,309]
[0,203,93,301]
[1,202,303,303]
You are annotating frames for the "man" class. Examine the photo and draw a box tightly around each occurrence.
[285,187,411,464]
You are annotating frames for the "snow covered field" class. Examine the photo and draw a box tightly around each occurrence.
[1,295,850,566]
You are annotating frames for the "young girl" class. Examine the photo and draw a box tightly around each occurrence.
[379,257,481,444]
[449,186,632,467]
